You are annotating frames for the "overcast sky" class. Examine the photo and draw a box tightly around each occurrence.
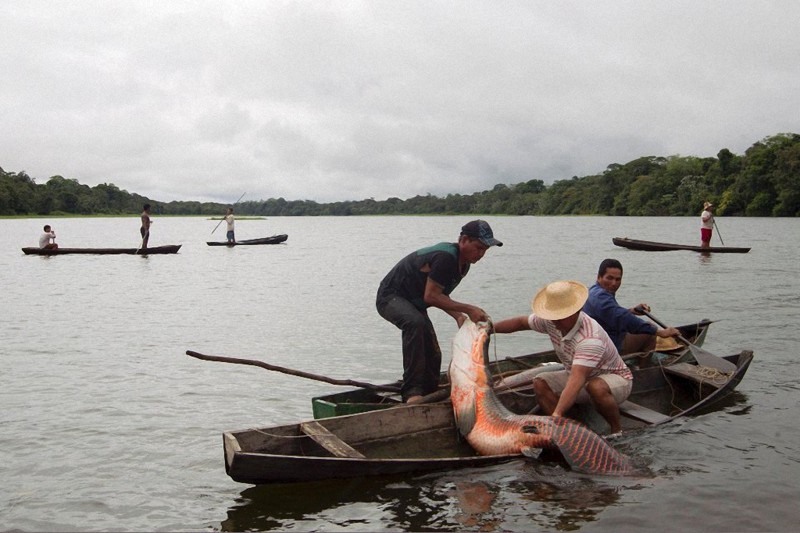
[2,1,798,204]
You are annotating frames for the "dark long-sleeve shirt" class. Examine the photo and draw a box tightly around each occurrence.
[582,283,657,351]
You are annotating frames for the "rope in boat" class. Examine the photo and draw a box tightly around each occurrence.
[657,359,733,412]
[250,427,309,439]
[488,328,539,399]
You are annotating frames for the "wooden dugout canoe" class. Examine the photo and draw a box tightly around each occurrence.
[21,244,182,255]
[612,237,751,253]
[222,347,753,485]
[206,234,288,246]
[311,319,713,419]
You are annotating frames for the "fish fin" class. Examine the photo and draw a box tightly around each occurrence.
[521,447,543,459]
[453,396,477,436]
[521,425,540,434]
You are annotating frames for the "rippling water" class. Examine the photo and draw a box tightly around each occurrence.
[2,215,798,531]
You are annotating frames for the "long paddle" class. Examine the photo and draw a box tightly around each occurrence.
[186,350,401,392]
[712,217,725,245]
[135,230,148,255]
[635,308,736,373]
[211,192,247,234]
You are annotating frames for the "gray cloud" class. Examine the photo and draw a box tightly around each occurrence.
[2,1,798,203]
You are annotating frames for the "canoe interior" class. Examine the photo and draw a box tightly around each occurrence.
[311,319,712,419]
[612,237,750,253]
[223,403,516,484]
[21,245,182,255]
[231,404,474,459]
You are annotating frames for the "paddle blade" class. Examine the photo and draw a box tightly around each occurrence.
[690,345,736,374]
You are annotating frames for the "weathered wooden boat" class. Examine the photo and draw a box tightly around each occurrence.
[312,319,713,419]
[207,234,288,246]
[223,347,753,485]
[612,237,750,253]
[21,244,182,255]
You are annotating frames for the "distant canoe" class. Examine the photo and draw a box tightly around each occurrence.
[612,237,750,253]
[207,234,288,246]
[22,245,182,256]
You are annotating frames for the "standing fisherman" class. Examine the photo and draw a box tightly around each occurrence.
[140,204,152,250]
[224,207,236,244]
[376,220,502,404]
[700,201,714,248]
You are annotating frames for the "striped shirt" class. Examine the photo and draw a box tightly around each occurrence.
[527,311,633,381]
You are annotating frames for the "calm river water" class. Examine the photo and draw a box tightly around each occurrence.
[2,215,798,532]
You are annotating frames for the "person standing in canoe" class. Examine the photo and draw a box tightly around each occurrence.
[140,204,152,249]
[492,280,633,435]
[582,258,680,354]
[224,207,236,244]
[39,224,58,249]
[700,201,715,248]
[376,220,502,404]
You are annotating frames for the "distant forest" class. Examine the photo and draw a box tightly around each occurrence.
[2,132,798,217]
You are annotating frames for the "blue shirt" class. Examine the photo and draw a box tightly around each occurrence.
[582,283,657,351]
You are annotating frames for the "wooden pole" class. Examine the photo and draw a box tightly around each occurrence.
[712,217,725,245]
[211,192,247,234]
[186,350,401,392]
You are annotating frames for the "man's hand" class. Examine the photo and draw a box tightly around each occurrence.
[657,327,681,338]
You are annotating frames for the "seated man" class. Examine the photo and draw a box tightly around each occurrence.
[493,280,632,434]
[39,225,59,249]
[583,258,679,354]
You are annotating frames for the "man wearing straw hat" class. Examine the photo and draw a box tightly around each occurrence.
[701,201,715,248]
[493,280,632,434]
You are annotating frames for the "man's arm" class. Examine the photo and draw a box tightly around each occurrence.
[423,278,487,325]
[552,364,592,418]
[492,315,531,334]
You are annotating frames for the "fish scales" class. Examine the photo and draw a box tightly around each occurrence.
[448,319,639,476]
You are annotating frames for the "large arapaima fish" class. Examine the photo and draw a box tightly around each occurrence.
[448,319,640,476]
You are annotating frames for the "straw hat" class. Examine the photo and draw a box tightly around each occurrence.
[703,201,713,210]
[655,335,683,352]
[532,280,589,320]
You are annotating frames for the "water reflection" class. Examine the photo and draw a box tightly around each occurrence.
[220,460,634,532]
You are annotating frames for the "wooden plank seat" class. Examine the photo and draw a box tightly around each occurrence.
[663,362,729,389]
[619,400,672,424]
[300,421,366,459]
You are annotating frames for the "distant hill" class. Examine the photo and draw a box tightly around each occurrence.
[2,132,798,217]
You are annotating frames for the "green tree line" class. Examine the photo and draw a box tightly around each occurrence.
[2,132,798,217]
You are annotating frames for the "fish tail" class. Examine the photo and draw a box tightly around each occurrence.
[550,420,638,476]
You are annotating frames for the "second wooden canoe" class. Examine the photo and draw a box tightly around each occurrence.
[207,234,288,246]
[22,245,182,255]
[311,319,713,419]
[612,237,750,253]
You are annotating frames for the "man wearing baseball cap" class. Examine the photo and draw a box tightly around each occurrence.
[376,220,502,404]
[493,280,633,435]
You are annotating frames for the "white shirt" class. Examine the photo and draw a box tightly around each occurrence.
[527,311,632,381]
[701,209,713,229]
[39,231,55,248]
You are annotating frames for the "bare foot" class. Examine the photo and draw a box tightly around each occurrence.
[405,395,424,404]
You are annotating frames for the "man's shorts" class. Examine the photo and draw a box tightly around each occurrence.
[535,370,632,405]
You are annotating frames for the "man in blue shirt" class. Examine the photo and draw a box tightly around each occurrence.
[583,258,679,354]
[376,220,502,403]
